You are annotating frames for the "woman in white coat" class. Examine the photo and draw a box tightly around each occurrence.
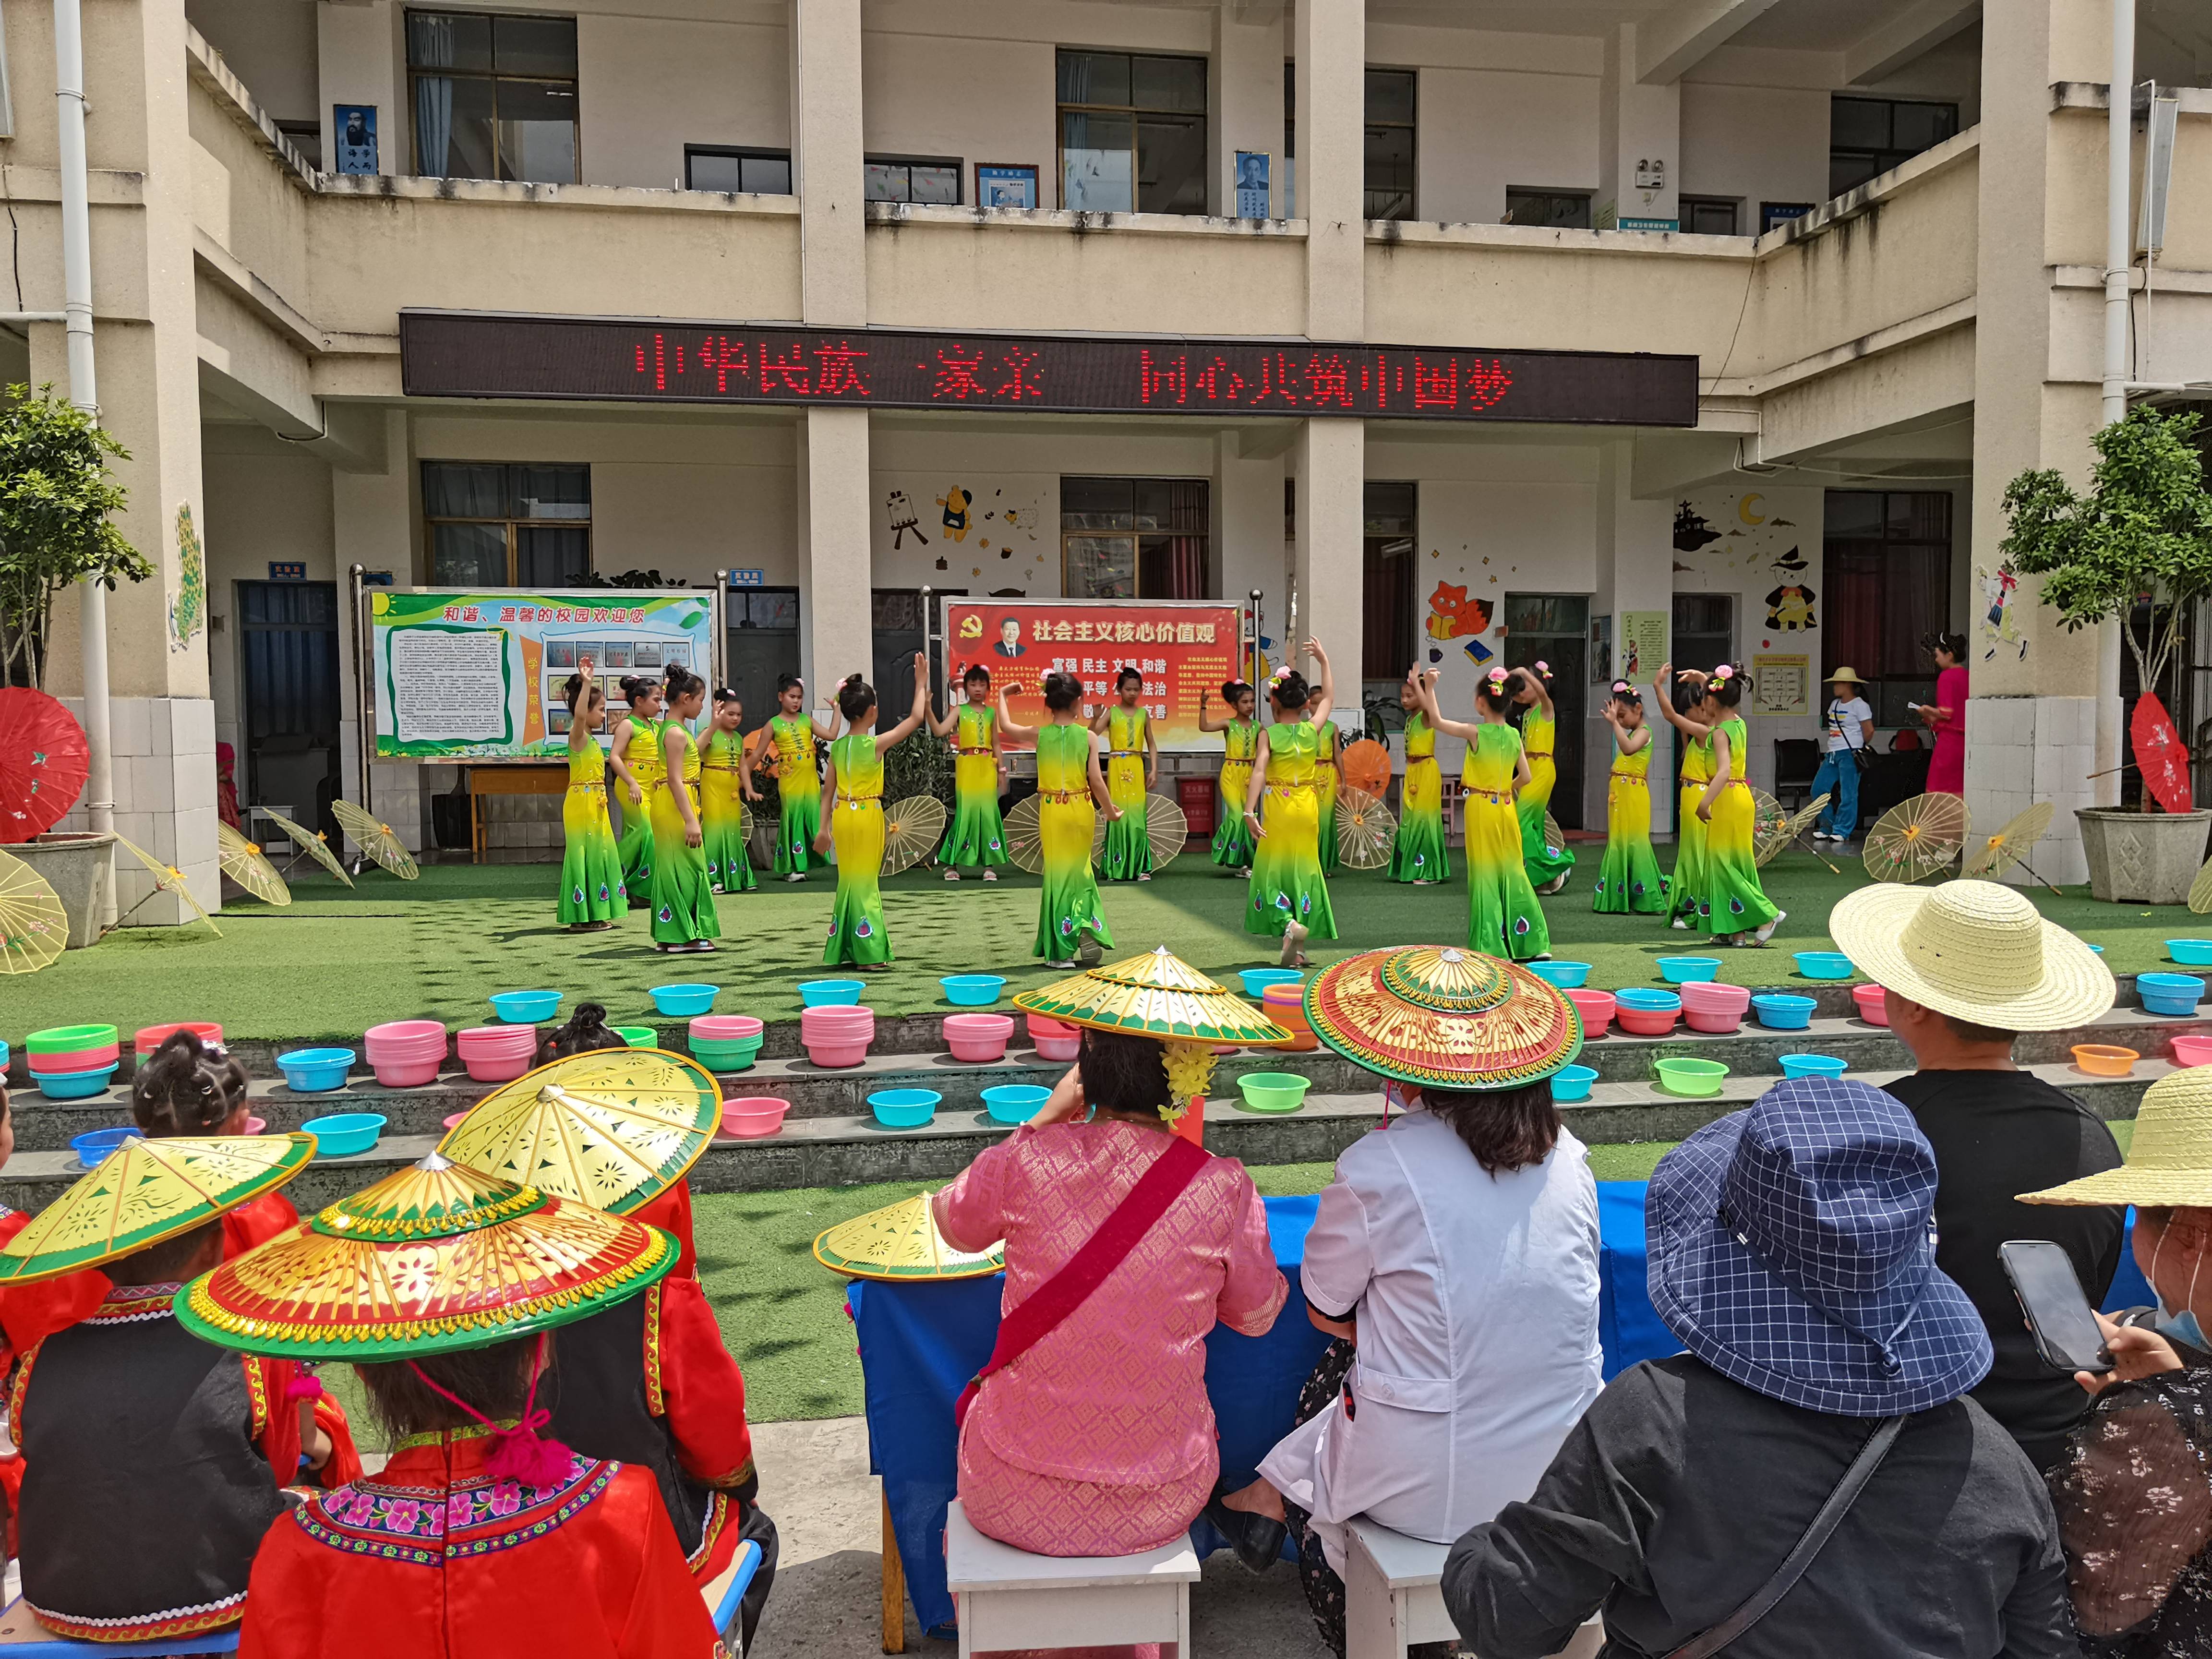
[1210,945,1603,1657]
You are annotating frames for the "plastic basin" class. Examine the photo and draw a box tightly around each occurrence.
[1615,1001,1679,1036]
[444,1111,471,1130]
[1550,1064,1598,1103]
[70,1126,143,1166]
[1655,956,1721,984]
[2139,973,2205,1016]
[301,1113,386,1155]
[1779,1054,1848,1080]
[799,1003,875,1024]
[869,1089,941,1129]
[1614,989,1681,1010]
[489,990,562,1025]
[133,1021,221,1055]
[1027,1015,1076,1038]
[805,1036,872,1069]
[614,1026,658,1048]
[721,1097,789,1138]
[1262,985,1322,1052]
[463,1051,534,1083]
[2167,939,2212,966]
[1564,989,1615,1035]
[2072,1044,2138,1077]
[29,1046,122,1073]
[0,1040,8,1072]
[364,1019,446,1046]
[1684,1006,1745,1035]
[242,1117,266,1135]
[1034,1033,1082,1062]
[944,1013,1015,1063]
[2173,1033,2212,1068]
[1235,1072,1311,1114]
[276,1047,355,1093]
[982,1084,1051,1124]
[35,1065,118,1101]
[1793,952,1854,981]
[691,1015,765,1042]
[689,1041,763,1075]
[27,1023,118,1054]
[799,979,867,1008]
[648,984,721,1017]
[1752,994,1815,1030]
[1026,1014,1082,1062]
[1526,961,1590,989]
[370,1055,442,1089]
[1655,1057,1730,1097]
[1237,968,1305,999]
[940,975,1007,1007]
[457,1025,537,1050]
[1851,984,1891,1026]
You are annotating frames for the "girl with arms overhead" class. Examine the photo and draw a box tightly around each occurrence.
[1307,679,1342,876]
[649,667,720,954]
[1199,679,1260,874]
[1504,650,1575,895]
[1651,662,1716,931]
[1413,664,1549,961]
[814,655,930,968]
[1692,662,1784,945]
[1388,669,1449,884]
[1244,644,1339,968]
[931,662,1009,881]
[997,671,1118,968]
[1093,666,1159,881]
[1593,681,1668,915]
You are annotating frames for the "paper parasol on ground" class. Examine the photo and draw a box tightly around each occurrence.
[1090,793,1190,870]
[0,687,88,844]
[331,799,420,879]
[262,808,353,888]
[1013,945,1294,1047]
[1340,738,1391,798]
[1863,792,1969,883]
[1542,811,1568,857]
[1335,786,1396,870]
[2132,693,2194,815]
[813,1194,1004,1281]
[439,1048,721,1216]
[1001,792,1046,875]
[2191,853,2212,915]
[112,833,221,936]
[1755,793,1830,868]
[216,821,292,906]
[1962,800,2055,880]
[880,794,949,877]
[0,846,68,973]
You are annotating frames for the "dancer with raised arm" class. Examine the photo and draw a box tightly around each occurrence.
[1093,666,1158,881]
[1692,662,1784,946]
[1503,648,1575,895]
[1388,669,1449,885]
[1652,661,1716,931]
[1414,664,1549,961]
[1200,680,1260,874]
[815,654,930,968]
[998,671,1119,966]
[1593,681,1667,915]
[757,674,836,883]
[1245,643,1338,968]
[931,663,1009,881]
[556,657,626,931]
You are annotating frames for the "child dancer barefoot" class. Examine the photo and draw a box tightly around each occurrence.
[931,663,1008,882]
[815,655,929,968]
[1307,680,1341,876]
[998,670,1118,967]
[758,673,836,883]
[1593,681,1668,915]
[611,674,665,905]
[1200,680,1260,874]
[556,659,626,931]
[1414,663,1549,961]
[1693,662,1785,946]
[1388,669,1449,884]
[649,666,721,954]
[1093,666,1158,881]
[1503,651,1575,895]
[1653,661,1716,931]
[698,687,756,896]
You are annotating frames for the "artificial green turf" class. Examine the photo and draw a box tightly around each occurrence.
[8,852,2199,1044]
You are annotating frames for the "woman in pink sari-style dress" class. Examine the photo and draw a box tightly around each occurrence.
[933,1031,1286,1558]
[1917,632,1969,794]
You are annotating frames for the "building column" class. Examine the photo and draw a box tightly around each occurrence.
[333,410,421,849]
[1596,24,1681,231]
[1213,2,1285,216]
[1593,443,1675,834]
[1291,423,1363,697]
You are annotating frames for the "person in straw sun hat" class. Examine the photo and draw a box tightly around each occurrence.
[1829,877,2125,1474]
[1810,665,1874,842]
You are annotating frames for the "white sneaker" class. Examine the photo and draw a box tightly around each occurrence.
[1754,909,1786,946]
[1671,917,1690,930]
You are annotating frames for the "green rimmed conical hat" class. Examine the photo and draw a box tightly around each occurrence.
[1302,945,1583,1091]
[1012,945,1295,1047]
[174,1152,675,1360]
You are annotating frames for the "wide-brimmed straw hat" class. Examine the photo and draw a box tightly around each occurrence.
[1826,666,1866,685]
[1827,878,2114,1033]
[2021,1068,2212,1207]
[1648,1077,1991,1416]
[1013,945,1293,1047]
[1301,945,1581,1091]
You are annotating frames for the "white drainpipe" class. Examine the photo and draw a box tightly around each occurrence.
[2102,0,2135,425]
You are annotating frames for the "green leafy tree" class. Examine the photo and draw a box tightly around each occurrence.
[0,384,147,688]
[2001,406,2212,808]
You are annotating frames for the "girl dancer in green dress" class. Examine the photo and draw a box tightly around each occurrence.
[649,667,721,953]
[997,671,1118,967]
[814,654,929,968]
[1415,663,1550,960]
[1200,680,1260,873]
[1653,661,1717,931]
[1093,666,1158,881]
[757,674,836,882]
[1593,681,1669,914]
[611,675,665,905]
[556,657,626,931]
[929,663,1008,881]
[1306,680,1341,875]
[1244,643,1339,967]
[1388,670,1450,884]
[1504,656,1576,895]
[1693,662,1785,946]
[698,687,756,895]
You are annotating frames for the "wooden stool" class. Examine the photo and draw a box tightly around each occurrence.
[943,1499,1198,1659]
[1344,1517,1601,1659]
[0,1599,238,1656]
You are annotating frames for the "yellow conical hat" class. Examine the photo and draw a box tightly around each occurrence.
[813,1195,1004,1281]
[1012,945,1294,1047]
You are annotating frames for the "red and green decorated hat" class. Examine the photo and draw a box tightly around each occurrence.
[174,1152,674,1360]
[1302,945,1582,1091]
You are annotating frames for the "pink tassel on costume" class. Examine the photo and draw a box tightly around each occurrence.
[482,1408,575,1488]
[284,1376,325,1402]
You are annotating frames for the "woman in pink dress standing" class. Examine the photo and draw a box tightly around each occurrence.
[1916,631,1969,794]
[933,1029,1286,1557]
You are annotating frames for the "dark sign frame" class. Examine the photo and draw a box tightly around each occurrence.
[399,310,1699,427]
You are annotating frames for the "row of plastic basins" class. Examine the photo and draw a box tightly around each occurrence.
[1679,982,1751,1034]
[2141,974,2205,1016]
[802,1004,874,1068]
[1612,989,1681,1036]
[364,1019,449,1087]
[1262,984,1320,1051]
[691,1013,766,1074]
[457,1024,538,1083]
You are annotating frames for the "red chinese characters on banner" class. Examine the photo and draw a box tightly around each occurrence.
[944,601,1243,751]
[2132,693,2194,814]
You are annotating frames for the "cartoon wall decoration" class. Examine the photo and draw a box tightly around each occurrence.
[1978,562,2025,661]
[886,490,927,549]
[877,474,1052,589]
[1672,502,1720,552]
[1763,547,1816,631]
[937,485,972,542]
[170,504,205,652]
[1425,582,1494,663]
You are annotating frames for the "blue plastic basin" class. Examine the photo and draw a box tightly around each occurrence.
[489,990,562,1024]
[940,975,1007,1007]
[69,1126,143,1166]
[799,979,867,1008]
[35,1064,118,1101]
[981,1085,1051,1125]
[1238,968,1305,999]
[1655,956,1721,984]
[2167,940,2212,966]
[1526,962,1591,989]
[1550,1065,1598,1103]
[1751,994,1816,1031]
[869,1089,942,1130]
[649,983,721,1017]
[2139,972,2205,1015]
[1614,988,1682,1012]
[301,1112,387,1156]
[276,1047,356,1094]
[1779,1053,1848,1079]
[1793,951,1854,980]
[0,1040,9,1072]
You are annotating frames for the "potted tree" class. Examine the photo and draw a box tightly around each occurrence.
[2001,406,2212,902]
[0,384,146,941]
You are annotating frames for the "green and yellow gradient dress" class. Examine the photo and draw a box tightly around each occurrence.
[1668,731,1713,927]
[1313,718,1340,875]
[825,732,891,966]
[1032,722,1112,962]
[768,712,823,879]
[938,703,1008,871]
[698,727,756,894]
[1245,720,1337,941]
[1516,708,1576,891]
[1388,711,1450,882]
[1100,705,1152,881]
[649,724,722,947]
[558,739,626,925]
[615,711,663,904]
[1698,715,1780,938]
[1464,721,1549,960]
[1211,718,1259,869]
[1592,740,1668,914]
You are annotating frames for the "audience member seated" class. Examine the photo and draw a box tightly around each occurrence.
[1832,878,2124,1472]
[1213,945,1602,1658]
[932,1027,1286,1558]
[1443,1078,2074,1659]
[2027,1069,2212,1656]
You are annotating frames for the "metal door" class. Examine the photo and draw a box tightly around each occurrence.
[237,580,341,834]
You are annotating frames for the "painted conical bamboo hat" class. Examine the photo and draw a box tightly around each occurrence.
[813,1194,1004,1281]
[1303,945,1583,1091]
[437,1048,721,1217]
[1013,945,1294,1046]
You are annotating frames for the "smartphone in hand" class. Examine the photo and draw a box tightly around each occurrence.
[2000,1239,2113,1373]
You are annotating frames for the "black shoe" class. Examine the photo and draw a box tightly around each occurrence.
[1202,1497,1286,1574]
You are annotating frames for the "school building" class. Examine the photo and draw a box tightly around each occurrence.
[12,0,2212,913]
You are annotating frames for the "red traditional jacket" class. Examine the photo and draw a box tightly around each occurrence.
[239,1428,727,1659]
[629,1180,698,1278]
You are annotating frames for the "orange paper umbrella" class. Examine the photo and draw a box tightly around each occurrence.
[1341,738,1391,798]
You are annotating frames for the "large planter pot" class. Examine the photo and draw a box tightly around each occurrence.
[11,832,115,948]
[2076,808,2212,905]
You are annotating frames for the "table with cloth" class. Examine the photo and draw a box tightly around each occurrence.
[849,1184,2154,1642]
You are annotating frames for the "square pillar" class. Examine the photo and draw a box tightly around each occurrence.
[1295,0,1362,339]
[1291,421,1363,697]
[1214,3,1285,217]
[1594,443,1675,834]
[797,407,872,697]
[335,410,422,850]
[1597,24,1680,231]
[792,0,865,327]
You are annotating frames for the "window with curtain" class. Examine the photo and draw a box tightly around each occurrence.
[423,462,591,587]
[408,11,577,184]
[1822,490,1953,725]
[1057,50,1206,215]
[1060,478,1210,600]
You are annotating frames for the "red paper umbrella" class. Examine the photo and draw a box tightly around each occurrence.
[2132,693,2194,816]
[0,689,89,844]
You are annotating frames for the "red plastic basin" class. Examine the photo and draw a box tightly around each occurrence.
[2174,1033,2212,1068]
[1616,1005,1681,1037]
[28,1046,122,1073]
[133,1022,222,1055]
[1564,989,1615,1035]
[1027,1015,1076,1040]
[1684,1008,1744,1034]
[463,1050,535,1083]
[1852,984,1890,1026]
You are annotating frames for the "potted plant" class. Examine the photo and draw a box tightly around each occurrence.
[2001,406,2212,902]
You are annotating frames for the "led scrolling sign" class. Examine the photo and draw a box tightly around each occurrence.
[399,312,1699,427]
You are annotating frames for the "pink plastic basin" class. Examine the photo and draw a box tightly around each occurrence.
[365,1042,450,1065]
[805,1037,871,1069]
[133,1022,222,1055]
[1852,984,1890,1026]
[444,1111,471,1130]
[457,1025,536,1050]
[1679,981,1751,1010]
[29,1046,122,1073]
[366,1020,447,1046]
[1027,1015,1076,1040]
[463,1050,535,1083]
[1684,1008,1744,1034]
[799,1011,875,1034]
[944,1013,1015,1063]
[371,1056,443,1088]
[242,1116,266,1134]
[690,1015,765,1041]
[1564,989,1615,1035]
[721,1097,790,1138]
[1615,1005,1680,1037]
[2173,1033,2212,1068]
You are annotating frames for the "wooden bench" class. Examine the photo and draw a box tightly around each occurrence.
[943,1498,1198,1659]
[1345,1517,1603,1659]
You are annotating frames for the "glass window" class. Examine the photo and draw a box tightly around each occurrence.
[865,156,962,204]
[407,10,577,184]
[1681,195,1740,235]
[1505,189,1592,229]
[685,146,792,195]
[1829,96,1959,196]
[1061,478,1209,599]
[422,461,591,586]
[1364,69,1416,220]
[274,120,323,169]
[1056,50,1207,215]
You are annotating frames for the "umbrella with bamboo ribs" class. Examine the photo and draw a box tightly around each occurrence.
[112,833,221,936]
[1962,800,2056,881]
[881,795,949,877]
[1335,786,1396,870]
[0,687,88,844]
[262,808,353,888]
[216,821,292,906]
[1089,793,1191,871]
[1755,793,1832,869]
[1340,738,1391,799]
[1862,792,1970,884]
[2192,853,2212,916]
[813,1194,1005,1282]
[0,847,69,973]
[1001,792,1046,875]
[1543,812,1569,860]
[331,800,420,879]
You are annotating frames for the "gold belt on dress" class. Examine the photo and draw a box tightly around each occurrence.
[956,746,993,756]
[572,780,606,793]
[1467,786,1512,804]
[1038,789,1088,804]
[1527,750,1552,761]
[841,792,882,807]
[1108,750,1141,759]
[1609,770,1646,786]
[1265,781,1314,795]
